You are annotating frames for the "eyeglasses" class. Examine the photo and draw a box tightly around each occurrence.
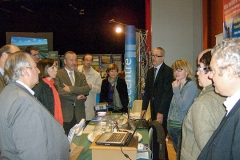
[32,53,39,57]
[173,68,183,72]
[151,55,163,58]
[26,66,38,70]
[197,66,207,71]
[26,67,32,69]
[84,59,93,62]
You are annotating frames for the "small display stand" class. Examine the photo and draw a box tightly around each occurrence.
[90,135,138,160]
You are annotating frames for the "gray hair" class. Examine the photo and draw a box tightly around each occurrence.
[64,51,76,60]
[155,47,165,56]
[212,38,240,77]
[4,51,31,83]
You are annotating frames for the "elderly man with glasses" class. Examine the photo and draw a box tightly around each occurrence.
[0,51,69,159]
[77,53,102,124]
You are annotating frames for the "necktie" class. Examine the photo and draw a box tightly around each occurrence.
[154,68,157,81]
[69,71,75,86]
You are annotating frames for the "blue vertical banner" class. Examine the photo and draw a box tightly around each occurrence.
[125,25,136,109]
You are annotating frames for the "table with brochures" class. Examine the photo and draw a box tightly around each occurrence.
[72,113,150,160]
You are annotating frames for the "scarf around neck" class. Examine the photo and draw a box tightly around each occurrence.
[42,78,63,126]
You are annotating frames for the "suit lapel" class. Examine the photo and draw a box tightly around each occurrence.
[62,69,73,86]
[154,63,165,84]
[150,68,155,85]
[74,70,80,86]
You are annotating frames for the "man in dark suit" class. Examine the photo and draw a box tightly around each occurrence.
[141,47,173,133]
[0,44,20,93]
[141,47,173,159]
[0,51,69,159]
[55,51,91,134]
[198,38,240,160]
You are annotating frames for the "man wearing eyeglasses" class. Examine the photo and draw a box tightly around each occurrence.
[0,51,69,159]
[141,47,173,159]
[24,46,40,63]
[77,53,102,124]
[0,44,20,93]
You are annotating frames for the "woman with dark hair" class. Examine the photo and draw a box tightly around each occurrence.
[100,63,129,113]
[33,58,63,125]
[180,50,226,160]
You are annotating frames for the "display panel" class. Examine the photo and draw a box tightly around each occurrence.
[6,32,53,51]
[11,36,48,58]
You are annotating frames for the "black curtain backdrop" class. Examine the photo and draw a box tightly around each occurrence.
[0,0,145,55]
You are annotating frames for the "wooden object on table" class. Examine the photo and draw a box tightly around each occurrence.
[69,143,84,160]
[90,135,138,160]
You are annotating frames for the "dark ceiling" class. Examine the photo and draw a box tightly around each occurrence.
[0,0,146,55]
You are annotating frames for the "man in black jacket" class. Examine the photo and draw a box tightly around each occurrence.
[141,47,173,159]
[141,47,173,134]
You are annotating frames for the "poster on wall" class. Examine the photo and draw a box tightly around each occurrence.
[10,36,48,54]
[223,0,240,39]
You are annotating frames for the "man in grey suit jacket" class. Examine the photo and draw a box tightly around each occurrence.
[0,51,69,160]
[0,44,20,93]
[55,51,91,134]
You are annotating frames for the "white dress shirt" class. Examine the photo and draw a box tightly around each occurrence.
[223,89,240,116]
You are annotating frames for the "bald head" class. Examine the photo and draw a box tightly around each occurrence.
[197,49,212,65]
[8,45,20,54]
[0,44,20,69]
[0,44,20,57]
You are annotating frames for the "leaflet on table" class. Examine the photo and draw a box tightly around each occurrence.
[91,116,104,121]
[68,119,86,143]
[82,125,95,134]
[137,152,149,159]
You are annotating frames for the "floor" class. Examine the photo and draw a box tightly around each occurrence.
[166,136,176,160]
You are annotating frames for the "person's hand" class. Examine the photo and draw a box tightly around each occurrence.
[63,83,70,93]
[140,110,146,119]
[172,80,180,88]
[77,95,87,100]
[156,113,163,124]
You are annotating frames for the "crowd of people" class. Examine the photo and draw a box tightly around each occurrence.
[0,38,240,159]
[140,40,240,160]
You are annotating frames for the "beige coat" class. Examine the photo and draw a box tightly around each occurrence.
[181,85,226,160]
[78,65,102,120]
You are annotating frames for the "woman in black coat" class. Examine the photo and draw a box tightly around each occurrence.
[33,58,63,125]
[100,63,129,113]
